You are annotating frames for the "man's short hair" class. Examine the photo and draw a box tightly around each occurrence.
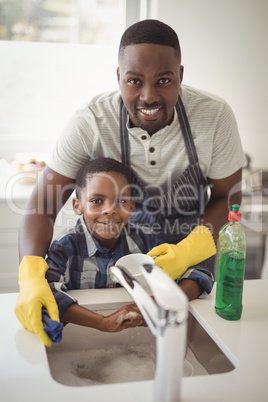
[75,157,134,199]
[119,19,181,61]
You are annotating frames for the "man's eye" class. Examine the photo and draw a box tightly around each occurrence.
[129,78,141,85]
[159,78,170,84]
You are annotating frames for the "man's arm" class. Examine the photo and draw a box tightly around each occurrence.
[203,168,242,240]
[19,166,75,260]
[147,169,242,300]
[15,167,75,347]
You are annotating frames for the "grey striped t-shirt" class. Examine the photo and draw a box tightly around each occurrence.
[48,85,245,194]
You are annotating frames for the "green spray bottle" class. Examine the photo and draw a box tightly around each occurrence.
[215,204,246,320]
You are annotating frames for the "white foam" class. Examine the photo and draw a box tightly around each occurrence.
[48,342,155,386]
[47,343,208,386]
[116,311,140,324]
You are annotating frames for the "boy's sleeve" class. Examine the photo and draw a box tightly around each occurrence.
[45,241,77,318]
[176,265,214,296]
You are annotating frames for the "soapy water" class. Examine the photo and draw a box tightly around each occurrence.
[47,342,207,387]
[48,342,155,386]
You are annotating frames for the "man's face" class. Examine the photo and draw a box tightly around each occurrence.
[117,43,183,135]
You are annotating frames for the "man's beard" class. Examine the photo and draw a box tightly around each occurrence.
[132,105,169,135]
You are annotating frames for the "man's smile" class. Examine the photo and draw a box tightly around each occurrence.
[138,107,161,116]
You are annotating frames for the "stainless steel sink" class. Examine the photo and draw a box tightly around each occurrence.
[45,308,235,386]
[187,312,235,375]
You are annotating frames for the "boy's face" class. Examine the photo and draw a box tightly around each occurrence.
[73,171,135,250]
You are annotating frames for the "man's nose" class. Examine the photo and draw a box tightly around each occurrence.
[140,84,159,104]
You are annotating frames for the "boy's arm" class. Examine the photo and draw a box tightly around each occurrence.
[179,279,204,300]
[45,241,78,318]
[46,241,145,332]
[61,303,144,332]
[177,265,214,300]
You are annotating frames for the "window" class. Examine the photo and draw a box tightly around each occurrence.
[0,0,122,45]
[1,0,148,156]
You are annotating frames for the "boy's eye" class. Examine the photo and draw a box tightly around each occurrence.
[116,198,127,204]
[91,199,103,204]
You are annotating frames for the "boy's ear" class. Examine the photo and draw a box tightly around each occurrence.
[130,199,135,215]
[73,198,83,215]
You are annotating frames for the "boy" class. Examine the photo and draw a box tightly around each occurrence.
[45,157,214,333]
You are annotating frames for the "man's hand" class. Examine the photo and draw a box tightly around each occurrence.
[14,256,60,347]
[148,225,216,280]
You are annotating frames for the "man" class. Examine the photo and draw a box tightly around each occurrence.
[15,20,244,346]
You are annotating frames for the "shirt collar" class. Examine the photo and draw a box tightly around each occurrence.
[76,216,133,258]
[75,216,98,258]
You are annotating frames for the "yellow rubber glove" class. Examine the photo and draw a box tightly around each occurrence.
[147,225,216,280]
[14,256,60,347]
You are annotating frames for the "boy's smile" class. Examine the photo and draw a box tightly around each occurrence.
[73,171,135,250]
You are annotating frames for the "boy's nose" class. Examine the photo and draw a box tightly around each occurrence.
[103,202,117,214]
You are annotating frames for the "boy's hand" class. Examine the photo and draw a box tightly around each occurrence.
[104,304,145,332]
[14,256,60,347]
[147,225,216,280]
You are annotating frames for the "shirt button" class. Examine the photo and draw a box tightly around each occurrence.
[150,161,156,166]
[149,147,155,152]
[82,273,86,278]
[141,135,147,140]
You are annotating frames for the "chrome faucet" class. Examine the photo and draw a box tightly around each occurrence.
[111,254,188,402]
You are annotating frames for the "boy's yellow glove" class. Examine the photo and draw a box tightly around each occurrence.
[14,256,59,347]
[147,225,216,280]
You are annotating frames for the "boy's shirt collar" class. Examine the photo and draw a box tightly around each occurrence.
[76,216,143,259]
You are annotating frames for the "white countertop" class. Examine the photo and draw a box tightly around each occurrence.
[1,280,268,402]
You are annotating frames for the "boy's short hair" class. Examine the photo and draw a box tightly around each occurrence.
[75,157,134,199]
[119,19,181,61]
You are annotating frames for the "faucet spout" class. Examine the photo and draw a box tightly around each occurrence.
[112,264,158,336]
[111,254,188,402]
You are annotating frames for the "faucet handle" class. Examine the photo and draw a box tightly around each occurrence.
[111,253,155,288]
[141,263,188,325]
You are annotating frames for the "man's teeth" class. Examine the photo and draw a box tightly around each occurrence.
[140,108,159,115]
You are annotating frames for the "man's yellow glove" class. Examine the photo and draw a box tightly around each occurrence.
[147,225,216,280]
[14,256,60,347]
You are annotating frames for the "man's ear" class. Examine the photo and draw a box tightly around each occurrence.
[73,198,83,216]
[116,66,120,85]
[179,65,184,83]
